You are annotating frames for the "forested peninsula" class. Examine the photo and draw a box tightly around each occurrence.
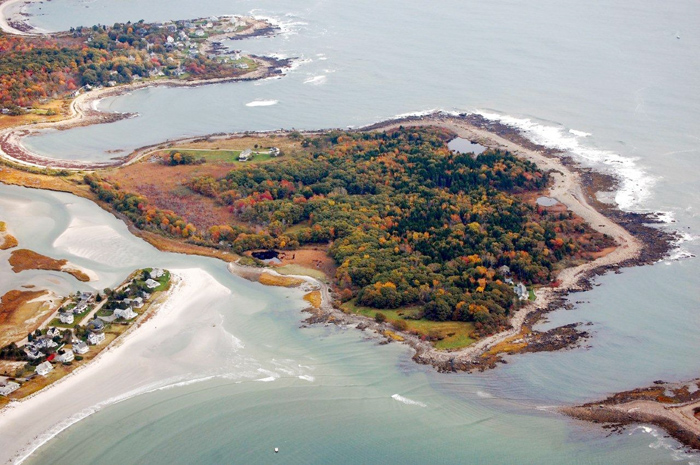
[84,126,615,339]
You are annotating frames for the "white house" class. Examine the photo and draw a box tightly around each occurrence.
[145,279,160,289]
[57,350,74,363]
[150,268,164,279]
[24,347,43,360]
[34,338,57,350]
[72,340,89,355]
[59,312,74,325]
[269,147,280,157]
[87,332,105,346]
[514,282,528,301]
[239,149,253,161]
[35,361,53,377]
[73,301,89,314]
[46,327,62,339]
[0,381,19,396]
[114,307,138,320]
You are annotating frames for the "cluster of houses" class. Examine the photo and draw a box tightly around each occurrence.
[151,16,250,67]
[58,291,94,325]
[0,268,170,396]
[238,147,280,162]
[498,265,530,301]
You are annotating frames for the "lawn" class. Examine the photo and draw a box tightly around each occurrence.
[341,299,476,350]
[166,148,278,164]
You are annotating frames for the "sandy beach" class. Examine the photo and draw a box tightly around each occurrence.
[0,268,250,464]
[0,0,43,36]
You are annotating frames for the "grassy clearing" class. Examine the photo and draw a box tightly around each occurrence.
[164,148,278,164]
[275,264,327,281]
[258,272,305,288]
[341,299,476,350]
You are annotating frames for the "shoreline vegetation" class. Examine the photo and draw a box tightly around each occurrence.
[0,220,18,249]
[8,248,95,282]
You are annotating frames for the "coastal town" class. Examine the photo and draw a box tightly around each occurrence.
[0,268,171,404]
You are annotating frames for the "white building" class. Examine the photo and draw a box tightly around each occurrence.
[46,327,62,339]
[72,340,89,355]
[239,149,253,161]
[150,268,164,279]
[114,307,138,320]
[35,361,53,377]
[0,381,20,396]
[34,338,57,350]
[270,147,280,157]
[145,279,160,289]
[24,347,43,360]
[514,282,528,301]
[57,350,74,363]
[73,301,89,314]
[59,312,74,325]
[87,332,105,346]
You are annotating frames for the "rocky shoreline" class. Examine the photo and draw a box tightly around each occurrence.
[562,377,700,452]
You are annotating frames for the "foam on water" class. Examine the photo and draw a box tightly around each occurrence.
[475,111,654,212]
[631,426,700,464]
[303,75,326,85]
[245,99,279,107]
[391,394,427,407]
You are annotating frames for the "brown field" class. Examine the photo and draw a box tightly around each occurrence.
[9,249,90,282]
[169,134,303,154]
[104,162,235,231]
[0,164,88,195]
[258,272,306,288]
[271,247,337,282]
[0,289,59,348]
[0,99,70,131]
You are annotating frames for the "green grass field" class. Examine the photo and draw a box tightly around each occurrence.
[167,148,277,164]
[341,299,476,350]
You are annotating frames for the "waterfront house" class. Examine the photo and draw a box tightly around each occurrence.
[0,381,20,396]
[59,312,74,325]
[57,349,74,363]
[86,318,105,334]
[87,332,105,346]
[124,297,144,308]
[239,149,253,161]
[150,268,165,279]
[35,361,53,377]
[72,340,89,355]
[514,283,528,301]
[114,307,138,321]
[145,279,160,289]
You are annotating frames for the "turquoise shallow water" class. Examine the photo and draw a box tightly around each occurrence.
[1,0,699,463]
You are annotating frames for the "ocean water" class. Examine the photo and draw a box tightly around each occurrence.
[0,0,698,463]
